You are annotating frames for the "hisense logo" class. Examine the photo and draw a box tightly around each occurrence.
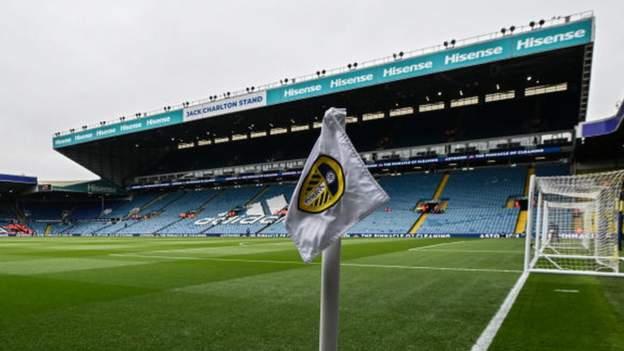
[444,46,503,65]
[75,133,94,141]
[55,137,72,145]
[146,116,171,126]
[516,29,586,50]
[120,123,141,132]
[329,73,373,89]
[96,128,116,137]
[284,84,322,98]
[383,61,433,77]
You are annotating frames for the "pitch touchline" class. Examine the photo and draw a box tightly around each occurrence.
[109,253,521,274]
[471,271,529,351]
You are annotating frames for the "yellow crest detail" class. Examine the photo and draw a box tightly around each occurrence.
[298,155,345,214]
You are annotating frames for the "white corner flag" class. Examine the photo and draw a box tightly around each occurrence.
[286,107,389,351]
[286,107,389,263]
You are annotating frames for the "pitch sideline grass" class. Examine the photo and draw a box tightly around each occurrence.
[0,237,622,350]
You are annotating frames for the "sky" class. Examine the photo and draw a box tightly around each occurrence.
[0,0,622,180]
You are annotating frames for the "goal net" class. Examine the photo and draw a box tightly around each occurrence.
[525,170,624,276]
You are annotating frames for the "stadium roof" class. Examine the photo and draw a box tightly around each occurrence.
[52,12,594,186]
[0,173,37,195]
[578,99,624,138]
[52,13,593,149]
[575,99,624,168]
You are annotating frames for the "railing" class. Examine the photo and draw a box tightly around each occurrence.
[54,11,593,137]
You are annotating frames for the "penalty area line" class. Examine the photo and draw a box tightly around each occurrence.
[471,271,529,351]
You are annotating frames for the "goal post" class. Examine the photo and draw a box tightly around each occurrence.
[525,169,624,277]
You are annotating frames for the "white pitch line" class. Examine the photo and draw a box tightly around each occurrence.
[554,289,579,293]
[341,262,521,273]
[471,271,529,351]
[415,249,522,254]
[111,253,200,260]
[407,241,467,251]
[109,253,521,274]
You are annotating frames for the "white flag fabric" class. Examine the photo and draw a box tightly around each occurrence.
[286,108,389,263]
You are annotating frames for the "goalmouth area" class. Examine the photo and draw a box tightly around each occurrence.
[1,236,622,351]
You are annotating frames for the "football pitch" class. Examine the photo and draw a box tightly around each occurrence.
[1,237,623,351]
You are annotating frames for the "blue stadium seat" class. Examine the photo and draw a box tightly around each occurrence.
[418,166,526,235]
[347,173,442,235]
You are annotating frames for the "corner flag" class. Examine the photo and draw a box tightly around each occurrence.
[286,107,388,351]
[286,107,389,263]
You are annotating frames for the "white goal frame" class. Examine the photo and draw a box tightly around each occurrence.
[524,170,624,277]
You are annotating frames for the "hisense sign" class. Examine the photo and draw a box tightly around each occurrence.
[266,18,593,104]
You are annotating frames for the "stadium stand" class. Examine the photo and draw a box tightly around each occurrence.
[0,203,16,222]
[158,189,219,235]
[4,164,572,237]
[115,191,186,234]
[347,173,442,235]
[208,183,294,235]
[63,193,160,235]
[200,186,268,235]
[101,193,158,219]
[417,166,526,235]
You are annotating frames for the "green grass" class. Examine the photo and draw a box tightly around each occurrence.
[0,237,622,350]
[491,272,624,350]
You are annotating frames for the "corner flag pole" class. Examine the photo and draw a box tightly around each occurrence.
[319,238,341,351]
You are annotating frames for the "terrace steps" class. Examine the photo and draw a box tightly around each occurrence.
[514,211,527,234]
[409,172,449,234]
[432,173,450,200]
[514,166,534,234]
[408,213,428,235]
